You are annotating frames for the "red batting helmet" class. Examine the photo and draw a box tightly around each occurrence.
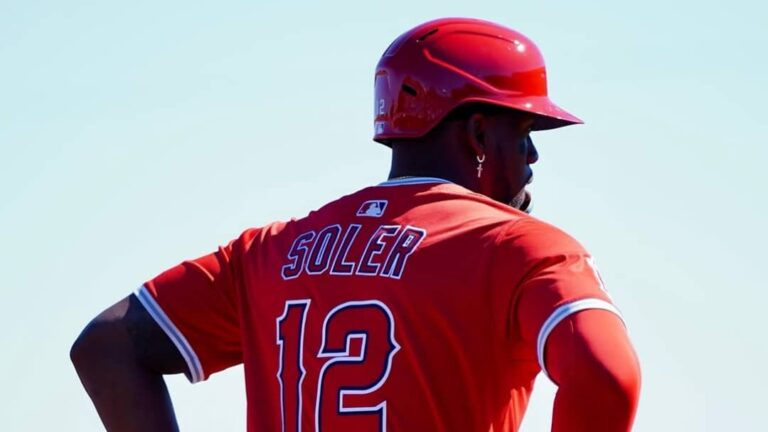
[373,18,583,144]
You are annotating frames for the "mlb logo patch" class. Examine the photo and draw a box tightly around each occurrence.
[357,200,388,217]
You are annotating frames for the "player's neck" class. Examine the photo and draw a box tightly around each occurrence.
[387,165,476,191]
[388,139,479,191]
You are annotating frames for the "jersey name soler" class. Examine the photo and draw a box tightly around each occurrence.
[281,223,427,280]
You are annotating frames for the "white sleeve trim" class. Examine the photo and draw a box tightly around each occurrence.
[135,285,205,383]
[536,298,624,381]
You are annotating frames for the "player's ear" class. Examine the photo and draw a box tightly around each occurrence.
[465,112,487,159]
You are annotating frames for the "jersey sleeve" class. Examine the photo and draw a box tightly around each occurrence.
[135,228,261,383]
[498,218,624,381]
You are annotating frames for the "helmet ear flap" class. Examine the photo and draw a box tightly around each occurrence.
[374,71,391,137]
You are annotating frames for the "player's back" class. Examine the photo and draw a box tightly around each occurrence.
[241,177,559,431]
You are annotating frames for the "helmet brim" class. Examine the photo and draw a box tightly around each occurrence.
[462,96,583,131]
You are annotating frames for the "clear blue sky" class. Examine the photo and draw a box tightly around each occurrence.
[1,0,766,430]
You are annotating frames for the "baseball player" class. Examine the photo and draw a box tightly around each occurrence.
[72,18,640,432]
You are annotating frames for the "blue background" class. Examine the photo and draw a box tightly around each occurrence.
[1,1,765,430]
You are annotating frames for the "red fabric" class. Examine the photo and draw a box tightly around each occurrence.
[144,180,638,431]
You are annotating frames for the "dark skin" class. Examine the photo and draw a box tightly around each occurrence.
[71,295,185,431]
[72,106,638,431]
[389,107,537,210]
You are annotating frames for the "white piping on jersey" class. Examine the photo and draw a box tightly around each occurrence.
[135,285,205,383]
[536,298,624,381]
[377,176,453,187]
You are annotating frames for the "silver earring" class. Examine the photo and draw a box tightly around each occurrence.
[476,154,486,178]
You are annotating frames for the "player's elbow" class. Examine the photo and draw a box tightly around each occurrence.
[69,331,87,370]
[71,319,117,372]
[70,311,134,379]
[71,297,135,373]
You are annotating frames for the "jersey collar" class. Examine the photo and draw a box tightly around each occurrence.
[377,176,453,187]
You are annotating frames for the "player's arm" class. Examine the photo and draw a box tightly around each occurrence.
[545,308,640,432]
[515,272,641,432]
[70,293,186,432]
[71,230,253,430]
[504,220,641,431]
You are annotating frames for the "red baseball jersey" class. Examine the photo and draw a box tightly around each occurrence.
[136,177,621,432]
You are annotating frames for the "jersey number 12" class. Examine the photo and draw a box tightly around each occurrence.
[276,299,400,432]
